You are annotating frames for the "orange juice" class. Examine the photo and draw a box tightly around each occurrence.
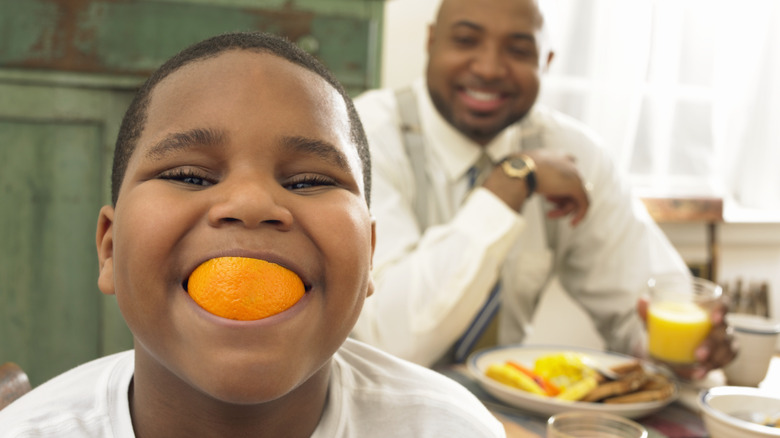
[648,301,711,364]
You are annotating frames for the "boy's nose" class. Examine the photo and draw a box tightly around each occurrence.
[207,179,293,230]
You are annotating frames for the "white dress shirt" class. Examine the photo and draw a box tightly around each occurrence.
[352,78,688,366]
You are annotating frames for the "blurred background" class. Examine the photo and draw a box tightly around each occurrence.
[2,0,779,386]
[382,0,780,355]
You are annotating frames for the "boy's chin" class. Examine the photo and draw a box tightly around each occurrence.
[195,358,332,406]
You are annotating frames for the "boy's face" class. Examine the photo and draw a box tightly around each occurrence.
[96,50,375,404]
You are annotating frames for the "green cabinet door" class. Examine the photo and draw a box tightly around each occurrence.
[0,0,383,94]
[0,81,135,386]
[0,0,384,387]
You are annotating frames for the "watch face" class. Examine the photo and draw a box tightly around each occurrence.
[501,156,536,197]
[502,157,531,179]
[507,157,528,171]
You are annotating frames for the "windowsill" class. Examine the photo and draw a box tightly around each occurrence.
[633,186,780,225]
[640,196,723,224]
[723,202,780,224]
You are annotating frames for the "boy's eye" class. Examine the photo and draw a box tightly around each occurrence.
[285,174,337,191]
[158,168,214,187]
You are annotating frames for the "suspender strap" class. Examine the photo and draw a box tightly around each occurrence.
[394,85,555,249]
[394,87,558,362]
[520,126,558,251]
[395,86,429,229]
[522,126,558,251]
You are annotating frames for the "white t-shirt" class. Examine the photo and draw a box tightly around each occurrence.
[351,78,688,366]
[0,338,504,437]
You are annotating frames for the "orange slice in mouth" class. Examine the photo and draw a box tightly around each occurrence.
[187,257,305,321]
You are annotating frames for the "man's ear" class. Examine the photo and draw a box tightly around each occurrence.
[543,51,555,73]
[366,218,377,298]
[426,23,436,54]
[96,205,116,296]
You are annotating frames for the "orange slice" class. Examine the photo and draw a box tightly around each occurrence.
[188,257,305,320]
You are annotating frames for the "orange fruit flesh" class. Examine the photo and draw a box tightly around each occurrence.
[187,257,305,321]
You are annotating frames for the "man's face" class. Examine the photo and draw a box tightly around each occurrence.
[96,50,375,405]
[426,0,553,145]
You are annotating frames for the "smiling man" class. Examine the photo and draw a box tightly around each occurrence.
[426,0,551,145]
[352,0,735,380]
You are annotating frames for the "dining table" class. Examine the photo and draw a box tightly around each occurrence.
[437,354,780,438]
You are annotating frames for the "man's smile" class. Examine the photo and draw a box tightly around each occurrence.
[458,86,509,113]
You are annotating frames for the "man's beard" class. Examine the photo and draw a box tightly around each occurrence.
[428,88,521,145]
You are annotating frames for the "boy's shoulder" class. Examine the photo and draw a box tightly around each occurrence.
[0,351,135,438]
[320,338,505,437]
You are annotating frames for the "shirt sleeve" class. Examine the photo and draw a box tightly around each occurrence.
[552,132,689,356]
[351,91,524,366]
[356,186,524,365]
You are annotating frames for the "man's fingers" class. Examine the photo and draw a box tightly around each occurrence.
[547,204,574,220]
[544,196,588,226]
[570,204,588,226]
[637,296,649,324]
[700,324,738,368]
[711,301,727,325]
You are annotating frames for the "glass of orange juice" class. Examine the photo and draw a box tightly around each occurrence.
[647,275,722,365]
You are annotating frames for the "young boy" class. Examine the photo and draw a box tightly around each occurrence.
[0,32,505,437]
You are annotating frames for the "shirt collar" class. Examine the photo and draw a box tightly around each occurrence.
[414,78,525,181]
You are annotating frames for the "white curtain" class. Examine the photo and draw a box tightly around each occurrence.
[713,1,780,211]
[539,0,780,214]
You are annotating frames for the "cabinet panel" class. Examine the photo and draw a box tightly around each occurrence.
[0,121,105,386]
[0,0,382,94]
[0,82,136,386]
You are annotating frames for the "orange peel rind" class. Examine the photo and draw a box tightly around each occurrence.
[188,256,305,320]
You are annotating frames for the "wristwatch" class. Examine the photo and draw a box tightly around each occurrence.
[500,154,537,197]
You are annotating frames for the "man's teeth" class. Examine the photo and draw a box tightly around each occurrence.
[465,89,499,101]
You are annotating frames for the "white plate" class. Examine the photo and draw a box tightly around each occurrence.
[468,345,678,419]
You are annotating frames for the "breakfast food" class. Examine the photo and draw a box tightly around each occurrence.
[485,363,550,397]
[602,372,676,404]
[485,353,675,404]
[188,257,305,320]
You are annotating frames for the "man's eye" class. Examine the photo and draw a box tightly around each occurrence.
[452,35,479,47]
[158,169,214,187]
[285,175,336,191]
[508,44,537,60]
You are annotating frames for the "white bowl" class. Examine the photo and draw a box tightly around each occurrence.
[698,386,780,438]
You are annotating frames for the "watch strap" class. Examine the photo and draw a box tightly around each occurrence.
[521,154,537,197]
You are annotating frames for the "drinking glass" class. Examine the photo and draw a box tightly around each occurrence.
[547,411,648,438]
[647,275,722,366]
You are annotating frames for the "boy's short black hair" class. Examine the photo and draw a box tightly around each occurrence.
[111,31,371,206]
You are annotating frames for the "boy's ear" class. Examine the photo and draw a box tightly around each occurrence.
[96,205,116,296]
[366,219,376,298]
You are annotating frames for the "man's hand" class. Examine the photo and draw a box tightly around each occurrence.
[482,150,590,225]
[637,295,738,380]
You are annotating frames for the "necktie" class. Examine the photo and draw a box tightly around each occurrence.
[453,283,502,362]
[453,152,501,363]
[467,152,493,189]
